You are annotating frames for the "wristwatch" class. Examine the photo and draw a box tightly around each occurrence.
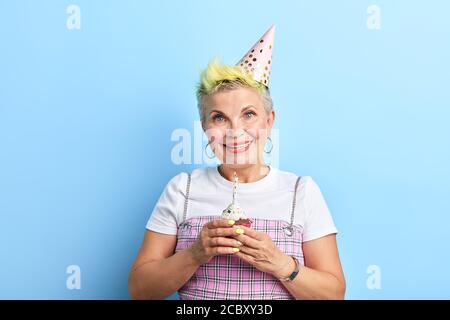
[278,256,300,282]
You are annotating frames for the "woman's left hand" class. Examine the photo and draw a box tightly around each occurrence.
[232,225,295,279]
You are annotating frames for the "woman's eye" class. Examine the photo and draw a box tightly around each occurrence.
[213,114,225,122]
[245,111,256,119]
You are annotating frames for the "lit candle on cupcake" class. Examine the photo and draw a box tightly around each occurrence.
[221,172,252,227]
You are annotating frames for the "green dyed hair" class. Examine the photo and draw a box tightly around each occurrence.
[196,58,274,123]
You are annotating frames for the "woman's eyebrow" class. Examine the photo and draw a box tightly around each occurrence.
[241,105,256,112]
[209,109,224,115]
[208,105,256,116]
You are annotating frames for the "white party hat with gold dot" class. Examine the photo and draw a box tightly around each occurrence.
[236,25,276,87]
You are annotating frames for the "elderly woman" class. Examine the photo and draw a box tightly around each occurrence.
[128,26,345,300]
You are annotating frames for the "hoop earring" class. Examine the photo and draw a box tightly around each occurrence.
[205,141,216,159]
[264,137,273,154]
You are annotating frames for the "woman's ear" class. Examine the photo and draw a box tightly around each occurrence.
[265,110,275,137]
[267,110,275,127]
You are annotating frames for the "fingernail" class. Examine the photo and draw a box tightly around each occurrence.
[235,228,244,235]
[236,241,243,246]
[232,248,240,253]
[228,219,235,225]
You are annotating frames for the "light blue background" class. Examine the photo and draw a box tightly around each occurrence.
[1,0,449,299]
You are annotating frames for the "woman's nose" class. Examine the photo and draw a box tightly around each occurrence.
[229,118,247,131]
[226,127,245,140]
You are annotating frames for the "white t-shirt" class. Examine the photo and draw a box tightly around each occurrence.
[146,166,338,242]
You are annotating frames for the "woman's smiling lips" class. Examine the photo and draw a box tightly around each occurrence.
[222,140,253,154]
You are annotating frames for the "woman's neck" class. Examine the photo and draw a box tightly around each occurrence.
[218,164,270,183]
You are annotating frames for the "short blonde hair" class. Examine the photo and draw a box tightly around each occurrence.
[196,58,273,123]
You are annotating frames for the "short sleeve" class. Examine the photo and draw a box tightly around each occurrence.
[302,177,338,242]
[145,173,187,235]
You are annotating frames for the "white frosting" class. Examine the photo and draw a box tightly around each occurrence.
[221,203,247,221]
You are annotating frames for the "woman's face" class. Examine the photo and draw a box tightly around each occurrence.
[202,86,275,168]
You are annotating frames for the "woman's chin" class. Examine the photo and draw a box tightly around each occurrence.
[218,154,259,166]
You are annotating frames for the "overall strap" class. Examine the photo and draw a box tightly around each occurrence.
[289,176,302,229]
[181,172,192,224]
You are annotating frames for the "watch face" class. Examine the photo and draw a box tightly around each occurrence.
[289,256,300,281]
[289,270,299,281]
[279,256,300,282]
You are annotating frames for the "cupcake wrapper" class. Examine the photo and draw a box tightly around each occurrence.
[235,219,253,228]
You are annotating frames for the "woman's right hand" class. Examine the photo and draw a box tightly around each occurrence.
[188,219,243,265]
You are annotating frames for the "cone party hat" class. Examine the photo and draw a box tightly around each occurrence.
[236,25,276,87]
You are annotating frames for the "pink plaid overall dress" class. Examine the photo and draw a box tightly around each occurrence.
[175,173,304,300]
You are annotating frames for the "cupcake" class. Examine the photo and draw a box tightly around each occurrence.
[221,172,253,228]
